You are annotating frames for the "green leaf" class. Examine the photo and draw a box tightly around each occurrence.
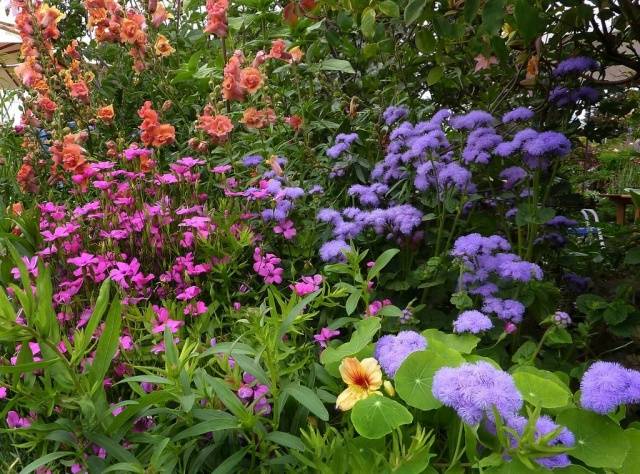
[173,416,239,441]
[265,431,305,450]
[351,396,413,439]
[85,433,141,466]
[211,447,249,474]
[73,279,111,365]
[463,0,481,21]
[557,408,630,469]
[116,375,172,386]
[422,329,479,354]
[624,247,640,265]
[367,248,400,281]
[404,0,426,25]
[361,7,376,38]
[19,451,74,474]
[545,327,573,346]
[346,290,361,315]
[512,367,571,408]
[620,429,640,474]
[320,58,356,74]
[206,376,250,420]
[379,0,399,17]
[450,291,473,310]
[89,297,122,388]
[101,463,144,473]
[427,66,443,86]
[481,0,505,34]
[395,347,464,410]
[233,354,269,386]
[0,359,57,374]
[415,30,436,53]
[320,317,381,366]
[279,289,321,338]
[283,383,329,421]
[513,0,546,42]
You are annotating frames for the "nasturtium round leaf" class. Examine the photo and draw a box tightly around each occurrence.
[620,429,640,474]
[395,347,464,410]
[422,328,479,354]
[351,396,413,439]
[557,408,630,469]
[512,367,571,408]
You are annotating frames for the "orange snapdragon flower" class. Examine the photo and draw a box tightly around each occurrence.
[335,357,383,411]
[197,113,233,142]
[36,95,57,119]
[17,163,37,193]
[240,108,276,129]
[137,101,175,147]
[68,80,90,103]
[239,67,263,94]
[204,0,228,37]
[154,34,175,57]
[97,104,115,122]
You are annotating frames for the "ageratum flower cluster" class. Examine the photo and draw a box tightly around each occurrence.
[450,233,542,332]
[580,361,640,414]
[550,56,600,108]
[316,105,572,261]
[433,362,575,469]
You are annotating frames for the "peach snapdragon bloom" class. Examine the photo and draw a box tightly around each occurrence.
[154,34,175,57]
[151,2,172,27]
[97,104,115,122]
[335,357,383,411]
[239,67,263,94]
[240,107,275,129]
[197,112,234,142]
[204,0,228,37]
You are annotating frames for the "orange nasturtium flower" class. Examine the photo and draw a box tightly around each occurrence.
[335,357,383,411]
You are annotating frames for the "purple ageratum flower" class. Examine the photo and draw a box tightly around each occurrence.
[319,239,350,262]
[432,361,523,425]
[553,56,598,77]
[482,297,525,324]
[462,127,502,164]
[374,331,428,377]
[317,208,343,225]
[450,110,495,130]
[242,154,262,167]
[580,361,640,414]
[546,215,577,227]
[327,133,358,158]
[453,310,493,334]
[383,105,409,126]
[552,311,571,328]
[502,107,534,124]
[523,131,571,157]
[506,415,575,469]
[494,128,539,157]
[496,259,543,282]
[499,166,528,190]
[451,233,511,259]
[348,183,389,207]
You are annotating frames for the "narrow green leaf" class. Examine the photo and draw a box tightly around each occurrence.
[265,431,305,450]
[211,447,249,474]
[19,451,74,474]
[367,248,400,281]
[320,58,356,74]
[173,417,239,441]
[404,0,426,25]
[283,383,329,421]
[89,298,122,387]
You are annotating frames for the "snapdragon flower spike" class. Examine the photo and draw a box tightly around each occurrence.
[580,361,640,414]
[432,361,523,425]
[374,331,427,377]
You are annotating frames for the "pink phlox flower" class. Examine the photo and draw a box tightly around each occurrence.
[273,219,296,239]
[6,410,31,428]
[176,285,201,300]
[119,335,134,351]
[176,205,204,215]
[73,200,101,217]
[67,252,98,269]
[11,256,39,280]
[313,327,340,348]
[252,248,283,284]
[0,386,7,399]
[100,229,130,240]
[290,274,323,296]
[151,338,179,354]
[212,164,232,174]
[154,173,179,185]
[184,300,207,316]
[151,305,184,334]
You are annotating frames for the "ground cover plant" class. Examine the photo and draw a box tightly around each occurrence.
[0,0,639,472]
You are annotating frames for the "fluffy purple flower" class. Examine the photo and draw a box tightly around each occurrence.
[462,127,502,164]
[374,331,427,377]
[432,361,523,425]
[319,239,350,262]
[552,311,571,328]
[497,260,543,282]
[327,133,359,159]
[546,215,577,227]
[553,56,598,77]
[482,297,525,323]
[383,106,409,126]
[580,361,640,414]
[241,154,262,167]
[450,110,495,130]
[499,166,528,189]
[453,310,493,334]
[317,208,342,225]
[506,415,575,469]
[502,107,534,123]
[522,131,571,157]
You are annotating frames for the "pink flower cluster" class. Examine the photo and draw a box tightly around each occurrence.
[252,247,283,284]
[290,274,323,296]
[237,372,271,415]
